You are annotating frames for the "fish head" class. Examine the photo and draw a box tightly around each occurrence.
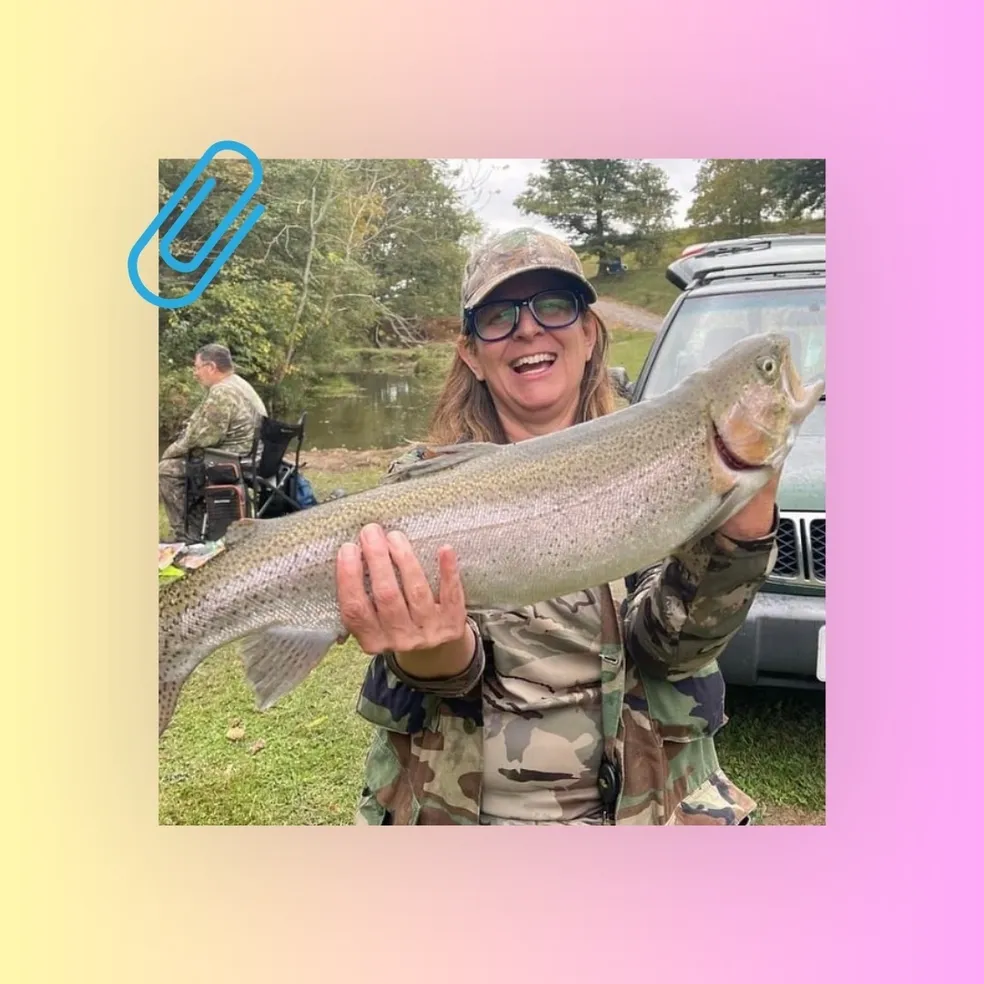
[703,332,825,476]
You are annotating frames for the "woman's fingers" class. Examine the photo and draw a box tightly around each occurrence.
[437,545,465,613]
[385,530,439,624]
[359,524,415,634]
[336,541,387,653]
[337,527,467,655]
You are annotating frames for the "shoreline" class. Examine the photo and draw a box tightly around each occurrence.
[301,445,412,473]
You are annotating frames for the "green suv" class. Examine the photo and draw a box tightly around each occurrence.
[629,233,826,688]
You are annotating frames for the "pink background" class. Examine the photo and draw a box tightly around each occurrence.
[4,0,980,981]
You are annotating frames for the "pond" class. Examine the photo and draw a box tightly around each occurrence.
[298,372,441,451]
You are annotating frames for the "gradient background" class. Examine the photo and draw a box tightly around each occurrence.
[4,0,981,981]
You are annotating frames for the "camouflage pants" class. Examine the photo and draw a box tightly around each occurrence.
[158,457,189,540]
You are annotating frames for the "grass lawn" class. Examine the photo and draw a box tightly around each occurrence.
[159,639,824,825]
[609,328,656,379]
[158,464,825,826]
[590,265,682,316]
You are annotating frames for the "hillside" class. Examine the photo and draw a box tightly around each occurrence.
[584,220,826,317]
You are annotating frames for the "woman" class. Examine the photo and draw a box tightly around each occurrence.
[337,227,779,825]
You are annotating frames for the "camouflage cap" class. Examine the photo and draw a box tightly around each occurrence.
[461,227,598,313]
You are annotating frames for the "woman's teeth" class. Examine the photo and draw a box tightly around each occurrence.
[512,353,557,374]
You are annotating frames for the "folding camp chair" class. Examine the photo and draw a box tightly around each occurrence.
[178,412,307,542]
[241,413,307,520]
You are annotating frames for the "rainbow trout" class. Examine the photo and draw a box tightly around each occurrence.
[159,333,823,736]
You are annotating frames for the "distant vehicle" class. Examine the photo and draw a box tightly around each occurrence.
[623,233,826,688]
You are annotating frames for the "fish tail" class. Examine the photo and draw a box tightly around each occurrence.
[158,623,344,737]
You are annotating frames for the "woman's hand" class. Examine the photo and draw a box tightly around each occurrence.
[335,523,475,678]
[718,471,781,541]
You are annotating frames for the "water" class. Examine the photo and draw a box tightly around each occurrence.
[301,372,440,450]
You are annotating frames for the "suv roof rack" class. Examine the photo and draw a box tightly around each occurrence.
[667,235,825,290]
[693,259,826,286]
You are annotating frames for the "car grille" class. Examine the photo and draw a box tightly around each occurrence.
[771,512,825,586]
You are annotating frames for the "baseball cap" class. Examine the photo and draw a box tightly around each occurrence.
[461,227,598,313]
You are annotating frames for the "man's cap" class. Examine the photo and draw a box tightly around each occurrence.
[461,227,598,312]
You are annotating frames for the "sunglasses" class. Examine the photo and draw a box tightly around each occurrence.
[465,288,585,343]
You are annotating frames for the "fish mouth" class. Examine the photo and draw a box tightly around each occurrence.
[712,420,765,472]
[782,356,825,422]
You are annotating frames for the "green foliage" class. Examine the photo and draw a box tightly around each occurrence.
[687,159,777,238]
[686,159,827,235]
[769,159,826,218]
[158,159,478,435]
[515,159,678,269]
[158,367,202,442]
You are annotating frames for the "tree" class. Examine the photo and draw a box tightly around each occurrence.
[686,159,777,238]
[514,159,678,272]
[769,159,826,218]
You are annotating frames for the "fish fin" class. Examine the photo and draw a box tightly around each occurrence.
[380,442,503,485]
[223,518,262,548]
[241,626,340,711]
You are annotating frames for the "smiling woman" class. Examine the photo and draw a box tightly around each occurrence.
[342,226,784,826]
[428,231,615,446]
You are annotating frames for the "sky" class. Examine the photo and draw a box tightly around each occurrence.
[446,158,702,240]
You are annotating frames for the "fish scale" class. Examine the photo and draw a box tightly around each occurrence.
[159,333,823,736]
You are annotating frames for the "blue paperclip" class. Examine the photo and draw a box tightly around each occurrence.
[127,140,265,309]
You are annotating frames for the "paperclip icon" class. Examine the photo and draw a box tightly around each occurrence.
[128,140,266,309]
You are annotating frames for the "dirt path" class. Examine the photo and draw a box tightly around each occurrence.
[593,298,664,333]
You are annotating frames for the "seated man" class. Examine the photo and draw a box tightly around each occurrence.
[159,343,267,541]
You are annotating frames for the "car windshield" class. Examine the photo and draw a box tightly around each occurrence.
[639,286,826,399]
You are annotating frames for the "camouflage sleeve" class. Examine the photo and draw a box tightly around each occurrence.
[163,389,234,457]
[381,617,486,697]
[621,509,779,681]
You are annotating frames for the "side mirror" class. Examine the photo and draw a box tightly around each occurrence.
[609,366,634,400]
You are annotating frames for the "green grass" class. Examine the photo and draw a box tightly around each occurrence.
[307,467,386,499]
[609,327,656,379]
[412,342,456,377]
[582,239,697,315]
[158,645,824,825]
[591,266,682,316]
[717,687,825,823]
[159,639,374,825]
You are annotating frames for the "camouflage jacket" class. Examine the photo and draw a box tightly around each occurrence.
[160,374,267,460]
[355,447,778,826]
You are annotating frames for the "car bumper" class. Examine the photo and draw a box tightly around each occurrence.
[718,591,826,688]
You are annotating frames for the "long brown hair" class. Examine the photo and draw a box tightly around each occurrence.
[428,309,616,445]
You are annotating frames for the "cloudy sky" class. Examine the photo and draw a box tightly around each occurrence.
[447,159,702,239]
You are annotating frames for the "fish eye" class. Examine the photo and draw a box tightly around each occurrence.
[758,356,778,378]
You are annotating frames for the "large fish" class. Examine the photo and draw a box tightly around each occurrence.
[159,333,823,736]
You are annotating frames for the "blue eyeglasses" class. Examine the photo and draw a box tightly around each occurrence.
[464,289,584,343]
